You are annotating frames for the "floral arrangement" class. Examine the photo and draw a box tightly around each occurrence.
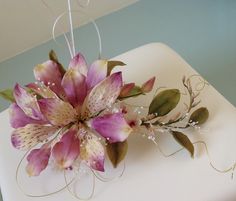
[0,50,209,196]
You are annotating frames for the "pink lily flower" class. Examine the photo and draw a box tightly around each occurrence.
[10,53,132,176]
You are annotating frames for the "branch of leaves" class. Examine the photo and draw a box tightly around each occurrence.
[145,88,209,158]
[182,76,201,112]
[105,88,209,168]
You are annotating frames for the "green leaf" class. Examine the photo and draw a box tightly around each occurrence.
[189,107,209,125]
[106,140,128,168]
[49,50,66,75]
[0,89,15,102]
[149,89,180,116]
[119,85,143,100]
[107,60,126,76]
[172,131,194,158]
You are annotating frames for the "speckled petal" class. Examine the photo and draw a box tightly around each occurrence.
[52,127,80,169]
[11,124,58,150]
[69,53,87,76]
[82,72,122,119]
[61,69,87,110]
[86,60,108,89]
[26,83,58,99]
[26,146,51,176]
[38,98,77,126]
[90,113,132,143]
[9,103,46,129]
[13,84,43,120]
[34,60,65,98]
[80,134,105,172]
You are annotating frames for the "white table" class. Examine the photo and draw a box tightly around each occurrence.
[1,43,236,201]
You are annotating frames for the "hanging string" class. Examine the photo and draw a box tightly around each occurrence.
[41,0,74,58]
[67,0,76,57]
[42,0,102,59]
[52,10,103,59]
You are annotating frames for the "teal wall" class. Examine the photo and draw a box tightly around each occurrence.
[1,0,236,113]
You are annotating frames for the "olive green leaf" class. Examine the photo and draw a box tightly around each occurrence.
[149,89,180,116]
[119,85,143,100]
[107,60,126,76]
[189,107,209,125]
[172,131,194,158]
[0,89,15,102]
[49,50,66,75]
[106,140,128,168]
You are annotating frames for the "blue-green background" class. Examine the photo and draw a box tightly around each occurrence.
[0,0,236,199]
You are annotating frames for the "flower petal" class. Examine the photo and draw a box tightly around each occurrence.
[82,72,123,119]
[9,103,46,129]
[52,127,80,169]
[69,53,87,76]
[61,69,87,110]
[34,60,65,98]
[11,124,58,150]
[119,83,135,97]
[141,77,156,93]
[26,145,51,176]
[26,83,58,99]
[86,60,108,89]
[90,113,132,143]
[38,98,77,126]
[121,104,141,129]
[13,84,43,120]
[80,134,105,172]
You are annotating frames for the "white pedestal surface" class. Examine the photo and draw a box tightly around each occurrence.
[1,43,236,201]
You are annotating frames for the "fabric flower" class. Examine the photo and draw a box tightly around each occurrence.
[10,52,132,176]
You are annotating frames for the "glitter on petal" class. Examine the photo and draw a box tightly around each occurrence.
[82,72,123,119]
[90,113,132,143]
[11,124,58,150]
[38,98,77,126]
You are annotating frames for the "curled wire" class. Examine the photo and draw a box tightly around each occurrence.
[186,74,209,92]
[41,0,74,58]
[15,148,76,198]
[76,0,90,8]
[52,10,102,59]
[152,138,236,178]
[92,162,126,182]
[42,0,102,59]
[64,167,95,200]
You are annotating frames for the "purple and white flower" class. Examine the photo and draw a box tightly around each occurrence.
[10,53,133,176]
